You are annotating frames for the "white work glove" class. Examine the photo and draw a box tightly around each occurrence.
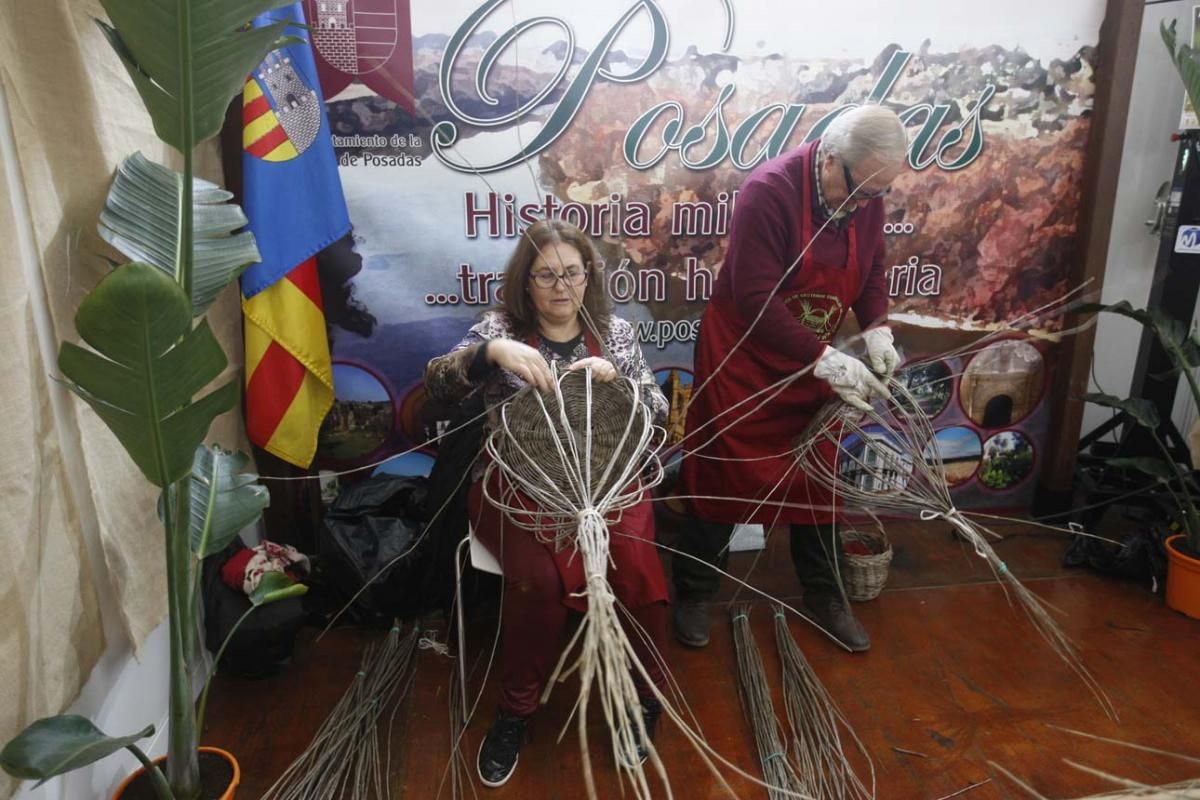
[862,325,899,379]
[813,347,890,412]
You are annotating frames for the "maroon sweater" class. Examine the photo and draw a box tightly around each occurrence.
[710,140,890,374]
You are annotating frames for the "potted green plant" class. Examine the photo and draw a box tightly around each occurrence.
[0,1,306,797]
[1081,300,1200,619]
[1081,19,1200,620]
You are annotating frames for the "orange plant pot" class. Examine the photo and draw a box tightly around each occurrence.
[112,746,240,800]
[1166,534,1200,620]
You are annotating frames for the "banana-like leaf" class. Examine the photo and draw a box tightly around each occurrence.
[1164,20,1200,126]
[250,571,308,606]
[186,446,270,558]
[0,716,153,785]
[1072,300,1153,326]
[1084,392,1161,430]
[1108,457,1179,482]
[1075,301,1200,368]
[96,0,299,149]
[57,262,238,488]
[99,153,260,317]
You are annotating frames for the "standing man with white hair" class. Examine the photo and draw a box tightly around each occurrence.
[672,104,907,652]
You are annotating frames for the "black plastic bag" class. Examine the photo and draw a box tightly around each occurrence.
[318,474,429,621]
[1063,521,1169,588]
[415,390,492,615]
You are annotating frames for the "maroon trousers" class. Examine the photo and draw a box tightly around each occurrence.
[468,476,668,717]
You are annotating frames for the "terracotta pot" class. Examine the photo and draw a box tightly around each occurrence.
[112,746,240,800]
[1165,534,1200,620]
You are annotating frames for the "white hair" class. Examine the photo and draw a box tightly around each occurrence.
[820,105,907,169]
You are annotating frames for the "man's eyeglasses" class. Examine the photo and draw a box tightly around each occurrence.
[530,266,588,289]
[843,162,891,201]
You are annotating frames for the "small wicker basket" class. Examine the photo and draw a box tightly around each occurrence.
[840,527,893,602]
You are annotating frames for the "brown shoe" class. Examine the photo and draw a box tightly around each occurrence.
[803,593,870,652]
[672,601,711,648]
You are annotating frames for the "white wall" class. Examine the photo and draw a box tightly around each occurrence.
[12,625,172,800]
[1084,1,1195,436]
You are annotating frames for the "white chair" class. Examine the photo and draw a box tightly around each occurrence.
[467,522,503,575]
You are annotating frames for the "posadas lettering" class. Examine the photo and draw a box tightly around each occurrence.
[434,1,993,174]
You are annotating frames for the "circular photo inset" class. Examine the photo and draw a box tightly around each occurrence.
[397,382,457,453]
[922,426,982,487]
[373,451,436,479]
[655,367,694,453]
[892,359,953,420]
[319,363,395,460]
[838,426,914,495]
[980,430,1035,490]
[960,341,1045,427]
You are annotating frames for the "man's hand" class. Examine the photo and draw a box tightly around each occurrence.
[813,346,890,412]
[863,326,899,379]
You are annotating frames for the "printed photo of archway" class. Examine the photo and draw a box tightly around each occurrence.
[960,341,1046,428]
[318,362,396,460]
[922,426,982,486]
[980,430,1035,490]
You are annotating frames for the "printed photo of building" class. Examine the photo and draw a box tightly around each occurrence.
[838,429,914,494]
[893,359,954,419]
[658,368,694,447]
[318,363,395,460]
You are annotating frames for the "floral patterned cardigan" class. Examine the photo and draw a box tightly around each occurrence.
[424,311,669,434]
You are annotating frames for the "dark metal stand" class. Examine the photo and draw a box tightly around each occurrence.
[1071,133,1200,530]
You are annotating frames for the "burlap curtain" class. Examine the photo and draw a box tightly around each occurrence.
[0,2,248,795]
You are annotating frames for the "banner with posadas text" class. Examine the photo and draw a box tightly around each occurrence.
[306,0,1104,512]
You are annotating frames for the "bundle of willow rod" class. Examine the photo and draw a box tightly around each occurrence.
[772,607,874,800]
[481,366,670,800]
[794,377,1116,720]
[259,624,419,800]
[730,606,804,800]
[446,665,476,800]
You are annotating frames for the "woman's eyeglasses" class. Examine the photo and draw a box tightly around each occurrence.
[843,162,891,201]
[530,266,588,289]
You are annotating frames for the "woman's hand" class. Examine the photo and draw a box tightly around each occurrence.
[568,356,618,383]
[486,340,554,392]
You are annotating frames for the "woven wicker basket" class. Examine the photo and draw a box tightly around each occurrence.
[840,528,893,602]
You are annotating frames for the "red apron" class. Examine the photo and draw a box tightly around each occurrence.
[471,330,669,612]
[680,149,861,526]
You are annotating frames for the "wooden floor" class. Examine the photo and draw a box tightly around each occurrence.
[204,520,1200,799]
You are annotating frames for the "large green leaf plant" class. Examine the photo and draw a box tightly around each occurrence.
[1081,301,1200,555]
[1074,22,1200,558]
[0,1,307,797]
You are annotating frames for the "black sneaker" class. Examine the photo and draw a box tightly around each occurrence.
[618,700,662,769]
[477,709,529,788]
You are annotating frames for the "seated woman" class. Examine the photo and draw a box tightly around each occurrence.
[425,219,671,788]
